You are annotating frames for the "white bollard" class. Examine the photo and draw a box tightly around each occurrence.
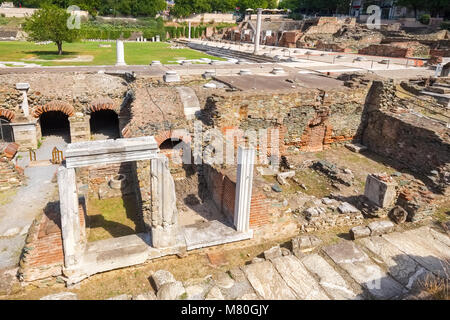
[116,40,126,66]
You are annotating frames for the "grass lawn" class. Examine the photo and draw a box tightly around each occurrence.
[86,195,146,242]
[0,41,223,66]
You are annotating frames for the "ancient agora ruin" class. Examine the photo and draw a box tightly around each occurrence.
[0,8,449,302]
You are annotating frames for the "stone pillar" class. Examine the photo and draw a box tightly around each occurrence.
[234,147,255,232]
[69,113,90,142]
[254,8,262,54]
[15,83,30,117]
[10,120,38,151]
[188,21,192,40]
[150,155,179,248]
[58,166,83,269]
[116,40,126,66]
[364,173,397,208]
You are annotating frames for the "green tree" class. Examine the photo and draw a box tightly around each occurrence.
[24,5,79,55]
[396,0,425,19]
[130,0,166,17]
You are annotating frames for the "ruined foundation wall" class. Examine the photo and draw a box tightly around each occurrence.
[205,87,368,154]
[362,81,450,194]
[358,42,430,58]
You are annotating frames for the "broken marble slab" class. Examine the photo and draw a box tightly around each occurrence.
[358,236,431,291]
[301,253,361,300]
[323,241,406,299]
[382,229,450,278]
[271,255,329,300]
[241,260,297,300]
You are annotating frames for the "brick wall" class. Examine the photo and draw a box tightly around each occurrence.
[19,199,87,282]
[203,165,270,228]
[358,42,430,58]
[207,87,367,155]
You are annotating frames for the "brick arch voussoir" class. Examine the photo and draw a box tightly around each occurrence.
[32,101,75,118]
[89,98,120,115]
[155,129,191,147]
[0,108,15,121]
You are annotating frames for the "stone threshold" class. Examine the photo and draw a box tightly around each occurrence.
[67,221,252,284]
[183,220,253,251]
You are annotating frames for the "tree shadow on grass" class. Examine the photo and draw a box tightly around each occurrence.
[24,50,79,60]
[88,214,137,239]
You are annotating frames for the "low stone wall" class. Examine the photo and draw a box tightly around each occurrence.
[0,144,24,191]
[203,165,270,228]
[358,42,430,58]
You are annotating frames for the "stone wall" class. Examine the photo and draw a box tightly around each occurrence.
[0,73,130,148]
[204,87,368,155]
[0,143,23,191]
[361,81,450,194]
[358,42,430,58]
[0,73,128,117]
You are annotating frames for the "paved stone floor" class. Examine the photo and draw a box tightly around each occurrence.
[179,225,449,300]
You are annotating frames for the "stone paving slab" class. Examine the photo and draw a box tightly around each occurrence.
[241,260,297,300]
[183,220,252,250]
[406,227,450,255]
[358,236,430,291]
[301,253,362,300]
[221,268,256,300]
[428,228,450,247]
[383,230,450,278]
[323,241,406,300]
[271,255,329,300]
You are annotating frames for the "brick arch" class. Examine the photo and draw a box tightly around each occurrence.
[88,98,119,114]
[155,129,191,147]
[32,101,75,118]
[0,108,15,121]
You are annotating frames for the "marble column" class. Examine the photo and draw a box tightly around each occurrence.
[150,155,179,248]
[116,40,126,66]
[253,8,262,54]
[58,166,83,269]
[15,83,30,117]
[234,147,255,232]
[188,21,192,40]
